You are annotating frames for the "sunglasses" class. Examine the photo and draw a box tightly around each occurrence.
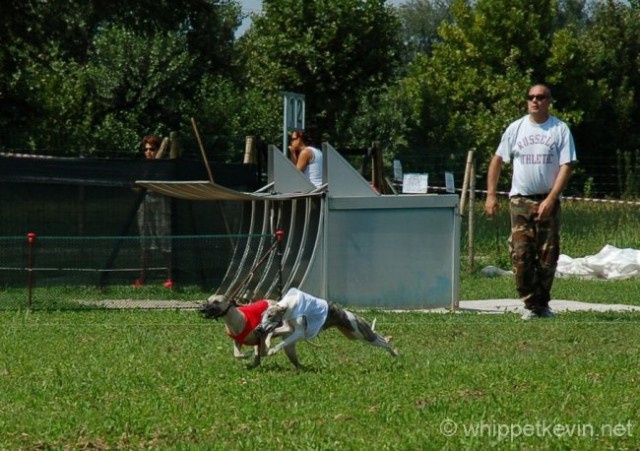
[144,147,157,151]
[527,94,547,101]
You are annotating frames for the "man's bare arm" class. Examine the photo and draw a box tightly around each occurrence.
[484,155,503,219]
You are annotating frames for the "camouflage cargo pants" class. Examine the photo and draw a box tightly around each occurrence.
[509,196,561,312]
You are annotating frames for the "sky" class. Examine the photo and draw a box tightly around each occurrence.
[237,0,407,36]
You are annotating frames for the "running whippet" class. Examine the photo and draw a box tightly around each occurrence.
[255,288,398,368]
[199,295,290,369]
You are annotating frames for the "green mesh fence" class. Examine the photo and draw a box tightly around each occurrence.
[0,233,278,311]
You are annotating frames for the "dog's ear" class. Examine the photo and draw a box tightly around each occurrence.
[231,298,242,306]
[268,305,287,318]
[262,305,277,318]
[207,294,226,303]
[235,296,251,306]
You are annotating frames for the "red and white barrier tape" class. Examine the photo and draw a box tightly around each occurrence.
[428,185,640,206]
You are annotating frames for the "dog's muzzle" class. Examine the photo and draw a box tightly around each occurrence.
[199,305,218,320]
[199,301,231,320]
[258,317,282,334]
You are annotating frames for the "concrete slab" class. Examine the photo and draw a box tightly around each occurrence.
[437,299,640,314]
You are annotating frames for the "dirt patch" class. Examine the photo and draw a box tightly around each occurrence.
[76,300,202,309]
[76,299,640,313]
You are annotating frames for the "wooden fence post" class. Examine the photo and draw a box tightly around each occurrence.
[460,150,475,214]
[244,136,256,164]
[468,158,476,270]
[459,149,476,269]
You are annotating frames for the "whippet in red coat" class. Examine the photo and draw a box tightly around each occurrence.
[200,295,290,369]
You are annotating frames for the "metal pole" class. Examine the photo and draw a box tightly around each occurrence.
[275,230,285,298]
[283,95,288,155]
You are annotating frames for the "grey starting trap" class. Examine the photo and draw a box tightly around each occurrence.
[139,144,461,309]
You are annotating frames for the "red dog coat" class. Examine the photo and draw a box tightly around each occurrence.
[227,300,269,345]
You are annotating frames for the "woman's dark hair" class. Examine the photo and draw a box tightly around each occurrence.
[142,135,161,150]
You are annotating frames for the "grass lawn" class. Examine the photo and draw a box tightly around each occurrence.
[1,201,640,449]
[1,307,639,450]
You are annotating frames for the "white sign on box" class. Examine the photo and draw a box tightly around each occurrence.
[402,173,429,193]
[445,171,455,193]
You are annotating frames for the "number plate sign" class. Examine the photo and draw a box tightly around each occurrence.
[282,91,305,155]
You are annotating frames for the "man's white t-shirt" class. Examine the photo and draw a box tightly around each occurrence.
[496,115,577,197]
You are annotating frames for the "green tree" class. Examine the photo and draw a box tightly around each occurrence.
[238,0,402,147]
[0,0,242,156]
[397,0,453,61]
[0,1,94,132]
[547,1,640,196]
[388,0,592,182]
[22,25,197,154]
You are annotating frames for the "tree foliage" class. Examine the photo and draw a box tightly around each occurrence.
[397,0,453,61]
[238,0,402,146]
[1,0,640,196]
[0,0,241,156]
[388,0,640,196]
[393,0,548,173]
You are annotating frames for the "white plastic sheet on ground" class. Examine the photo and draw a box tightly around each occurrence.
[480,245,640,280]
[557,244,640,280]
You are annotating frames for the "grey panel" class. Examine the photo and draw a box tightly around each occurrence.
[326,198,459,309]
[329,194,459,210]
[268,145,317,193]
[323,143,378,197]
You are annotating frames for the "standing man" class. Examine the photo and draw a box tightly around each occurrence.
[485,84,577,319]
[289,130,323,188]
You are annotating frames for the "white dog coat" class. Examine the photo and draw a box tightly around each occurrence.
[279,288,328,340]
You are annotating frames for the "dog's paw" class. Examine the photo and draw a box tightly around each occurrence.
[246,359,261,370]
[267,348,278,357]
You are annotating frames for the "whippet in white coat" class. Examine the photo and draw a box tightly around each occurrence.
[256,288,398,368]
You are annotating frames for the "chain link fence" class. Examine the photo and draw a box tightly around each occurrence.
[0,233,279,311]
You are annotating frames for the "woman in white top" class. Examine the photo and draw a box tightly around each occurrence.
[289,130,323,188]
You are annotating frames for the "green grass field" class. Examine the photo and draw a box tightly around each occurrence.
[1,309,638,450]
[1,200,640,449]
